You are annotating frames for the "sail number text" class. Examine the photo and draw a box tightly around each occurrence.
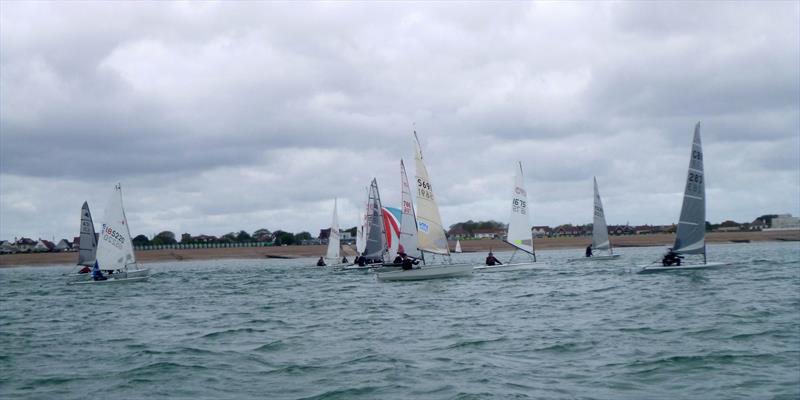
[102,225,125,249]
[417,178,434,201]
[512,198,527,215]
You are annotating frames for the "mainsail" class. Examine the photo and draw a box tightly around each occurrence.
[95,184,137,270]
[454,240,462,253]
[325,198,340,259]
[398,159,422,259]
[362,178,386,260]
[414,132,449,255]
[505,162,535,254]
[355,187,368,254]
[592,177,612,253]
[77,201,97,267]
[673,122,706,255]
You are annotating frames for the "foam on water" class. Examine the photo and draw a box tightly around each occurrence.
[1,242,798,399]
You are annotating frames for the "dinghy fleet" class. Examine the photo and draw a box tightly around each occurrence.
[67,122,729,285]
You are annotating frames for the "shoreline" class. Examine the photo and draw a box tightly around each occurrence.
[1,230,797,268]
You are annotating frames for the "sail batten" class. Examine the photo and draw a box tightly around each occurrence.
[672,122,706,256]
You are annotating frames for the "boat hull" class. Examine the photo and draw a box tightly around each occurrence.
[567,254,622,262]
[66,268,149,283]
[67,274,149,285]
[376,264,474,281]
[473,262,541,272]
[638,262,730,274]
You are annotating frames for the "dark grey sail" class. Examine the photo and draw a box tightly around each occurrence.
[362,178,386,260]
[77,201,97,266]
[672,122,706,256]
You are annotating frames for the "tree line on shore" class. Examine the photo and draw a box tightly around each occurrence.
[128,214,784,247]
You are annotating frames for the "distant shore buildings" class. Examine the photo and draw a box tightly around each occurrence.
[2,213,798,255]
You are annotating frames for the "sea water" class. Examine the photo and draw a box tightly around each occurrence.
[1,242,798,399]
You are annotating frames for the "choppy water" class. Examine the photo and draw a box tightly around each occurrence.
[1,242,798,399]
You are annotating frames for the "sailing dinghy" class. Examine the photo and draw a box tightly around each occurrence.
[568,177,621,262]
[370,159,422,273]
[639,122,729,273]
[317,198,349,267]
[69,184,149,284]
[474,162,540,272]
[341,179,388,271]
[454,240,462,253]
[376,131,474,281]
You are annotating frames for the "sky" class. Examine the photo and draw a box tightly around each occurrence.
[1,1,798,241]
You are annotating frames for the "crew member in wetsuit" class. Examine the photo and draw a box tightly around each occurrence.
[341,256,348,264]
[401,253,419,270]
[662,249,682,266]
[91,262,107,281]
[357,254,367,266]
[78,265,91,274]
[485,252,502,266]
[393,252,404,264]
[585,245,593,258]
[316,257,326,267]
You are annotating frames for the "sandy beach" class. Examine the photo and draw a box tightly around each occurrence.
[1,230,797,268]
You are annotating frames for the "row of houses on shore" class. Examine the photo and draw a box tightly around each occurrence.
[3,215,798,254]
[0,237,77,254]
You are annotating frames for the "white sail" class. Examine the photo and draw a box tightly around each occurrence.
[77,201,97,266]
[454,240,462,253]
[325,198,340,259]
[505,162,534,254]
[95,184,136,270]
[355,187,368,254]
[592,177,612,252]
[398,159,421,259]
[414,131,449,255]
[673,122,706,255]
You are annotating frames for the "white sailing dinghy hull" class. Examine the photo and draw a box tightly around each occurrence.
[376,264,474,281]
[567,254,622,262]
[68,275,149,285]
[473,262,541,272]
[638,262,730,273]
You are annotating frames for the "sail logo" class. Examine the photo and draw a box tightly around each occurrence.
[515,187,527,196]
[418,222,429,233]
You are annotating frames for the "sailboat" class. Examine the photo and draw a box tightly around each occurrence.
[568,177,621,262]
[376,131,474,281]
[370,159,420,273]
[454,240,462,253]
[639,122,729,273]
[69,184,149,284]
[342,178,388,270]
[317,198,348,267]
[66,202,98,282]
[475,162,539,272]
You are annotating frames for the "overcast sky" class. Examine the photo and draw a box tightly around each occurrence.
[1,1,798,241]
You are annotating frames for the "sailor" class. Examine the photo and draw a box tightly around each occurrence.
[585,245,593,258]
[393,252,404,264]
[91,261,107,281]
[485,252,502,266]
[316,257,326,267]
[357,254,367,267]
[662,249,682,266]
[401,253,419,270]
[341,256,348,264]
[78,265,91,274]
